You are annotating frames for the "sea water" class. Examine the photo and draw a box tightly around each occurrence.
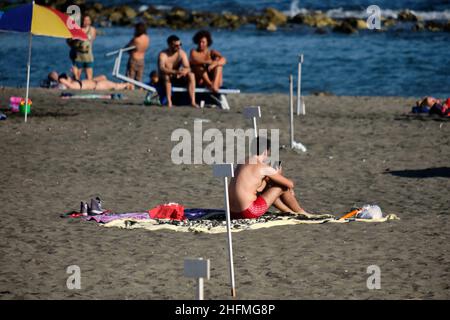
[0,0,449,97]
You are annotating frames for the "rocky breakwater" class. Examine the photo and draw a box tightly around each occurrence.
[22,1,450,34]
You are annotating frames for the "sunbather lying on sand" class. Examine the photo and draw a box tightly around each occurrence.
[416,96,450,116]
[48,71,132,90]
[229,137,325,220]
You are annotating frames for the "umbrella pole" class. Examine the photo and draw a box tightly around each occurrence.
[24,32,32,123]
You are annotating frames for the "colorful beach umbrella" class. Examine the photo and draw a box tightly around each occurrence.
[0,1,87,122]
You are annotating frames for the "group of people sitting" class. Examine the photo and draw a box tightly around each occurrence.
[124,28,226,108]
[42,24,226,108]
[154,31,226,108]
[413,96,450,117]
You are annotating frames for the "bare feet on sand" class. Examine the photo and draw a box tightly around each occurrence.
[165,103,198,108]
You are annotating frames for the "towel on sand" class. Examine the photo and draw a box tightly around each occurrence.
[101,212,400,234]
[85,212,149,223]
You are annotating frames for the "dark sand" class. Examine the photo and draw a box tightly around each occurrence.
[0,88,449,299]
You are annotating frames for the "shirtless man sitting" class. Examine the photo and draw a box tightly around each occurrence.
[158,35,198,108]
[229,137,313,219]
[49,71,131,90]
[125,22,150,83]
[190,30,226,93]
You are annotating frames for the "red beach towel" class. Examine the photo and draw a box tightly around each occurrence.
[148,203,185,221]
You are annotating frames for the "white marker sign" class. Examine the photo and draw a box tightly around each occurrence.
[184,258,210,300]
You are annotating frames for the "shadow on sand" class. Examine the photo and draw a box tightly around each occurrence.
[385,167,450,178]
[394,114,449,122]
[30,111,80,118]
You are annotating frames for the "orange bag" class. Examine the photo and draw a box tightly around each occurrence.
[339,208,362,220]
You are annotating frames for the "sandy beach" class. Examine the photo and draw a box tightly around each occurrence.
[0,87,449,299]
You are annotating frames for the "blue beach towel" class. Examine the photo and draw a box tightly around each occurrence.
[184,208,225,220]
[411,105,430,114]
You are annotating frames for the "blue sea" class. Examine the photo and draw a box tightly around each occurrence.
[0,0,449,97]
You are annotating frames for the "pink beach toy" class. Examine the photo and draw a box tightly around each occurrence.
[9,96,22,113]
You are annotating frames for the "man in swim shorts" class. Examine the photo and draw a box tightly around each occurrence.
[158,35,198,108]
[125,22,150,83]
[228,137,312,219]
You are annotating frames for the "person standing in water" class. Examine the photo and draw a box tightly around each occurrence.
[74,15,97,80]
[125,22,150,84]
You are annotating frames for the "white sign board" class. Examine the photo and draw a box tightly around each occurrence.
[184,258,210,280]
[243,106,261,119]
[213,164,234,178]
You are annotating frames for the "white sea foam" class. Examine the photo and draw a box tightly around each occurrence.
[410,10,450,21]
[283,0,450,21]
[138,5,148,13]
[326,8,450,21]
[154,5,173,11]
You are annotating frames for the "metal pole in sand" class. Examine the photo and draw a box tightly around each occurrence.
[289,75,294,149]
[297,54,305,115]
[197,276,204,300]
[223,175,236,297]
[212,164,236,297]
[24,32,33,123]
[243,106,261,139]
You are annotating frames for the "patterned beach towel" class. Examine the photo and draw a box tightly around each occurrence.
[100,212,400,234]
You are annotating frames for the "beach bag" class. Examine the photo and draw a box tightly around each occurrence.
[144,91,162,106]
[356,204,383,219]
[75,39,91,54]
[149,203,185,221]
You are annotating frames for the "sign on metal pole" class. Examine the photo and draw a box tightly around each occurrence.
[184,258,210,300]
[297,54,306,115]
[243,106,261,138]
[289,75,307,152]
[212,164,236,297]
[289,75,294,148]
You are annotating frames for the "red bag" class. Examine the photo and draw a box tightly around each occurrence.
[148,203,185,221]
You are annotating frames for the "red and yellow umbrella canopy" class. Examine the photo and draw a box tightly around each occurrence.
[0,2,87,122]
[0,2,87,40]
